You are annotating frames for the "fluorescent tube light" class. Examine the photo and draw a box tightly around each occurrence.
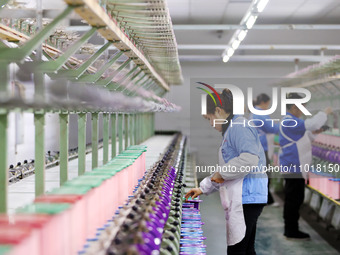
[232,40,241,49]
[257,0,269,12]
[237,30,248,41]
[227,48,234,57]
[246,15,257,29]
[222,55,230,63]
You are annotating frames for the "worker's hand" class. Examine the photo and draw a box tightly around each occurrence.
[324,107,332,115]
[211,172,224,183]
[184,188,203,200]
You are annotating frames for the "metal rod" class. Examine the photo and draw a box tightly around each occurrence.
[115,65,138,87]
[111,113,117,158]
[0,113,8,213]
[173,24,340,30]
[98,58,132,87]
[135,113,139,144]
[124,113,129,149]
[133,113,137,145]
[34,112,45,197]
[179,55,332,62]
[59,113,69,185]
[78,113,86,175]
[177,44,340,51]
[151,112,155,136]
[118,113,123,154]
[61,41,112,79]
[129,112,133,146]
[0,63,8,99]
[103,113,109,164]
[77,51,124,83]
[91,113,98,169]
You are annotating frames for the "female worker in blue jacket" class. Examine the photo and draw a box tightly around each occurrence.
[251,93,279,205]
[185,89,268,255]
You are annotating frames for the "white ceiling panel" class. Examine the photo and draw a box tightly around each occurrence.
[222,3,251,23]
[167,0,190,22]
[190,0,230,23]
[259,0,308,22]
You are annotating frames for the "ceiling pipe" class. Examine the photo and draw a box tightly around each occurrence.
[178,44,340,50]
[179,55,332,62]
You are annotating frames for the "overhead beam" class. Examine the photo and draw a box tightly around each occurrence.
[62,24,340,32]
[178,44,340,51]
[173,24,340,30]
[179,55,332,62]
[92,44,340,52]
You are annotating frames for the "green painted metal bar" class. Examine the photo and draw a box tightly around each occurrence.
[135,113,138,144]
[0,113,8,213]
[117,65,138,84]
[127,76,150,96]
[111,65,138,91]
[78,113,86,175]
[124,114,129,149]
[135,74,149,87]
[134,113,137,145]
[34,112,45,197]
[129,113,134,146]
[159,90,167,97]
[143,113,146,141]
[154,86,164,96]
[138,113,142,144]
[146,113,149,140]
[57,42,111,79]
[103,113,109,164]
[114,70,145,94]
[97,58,132,87]
[59,113,69,185]
[152,113,155,136]
[91,113,98,169]
[129,78,152,97]
[77,51,124,83]
[0,63,8,98]
[146,113,149,139]
[140,113,143,143]
[147,82,158,92]
[141,113,145,142]
[33,71,45,102]
[111,113,117,159]
[40,27,97,73]
[148,113,151,139]
[118,113,123,154]
[129,69,144,83]
[118,69,143,93]
[0,6,74,61]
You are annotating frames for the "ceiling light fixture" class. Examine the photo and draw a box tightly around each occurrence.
[257,0,269,12]
[221,0,269,63]
[246,15,257,29]
[232,40,241,49]
[237,30,248,41]
[227,48,234,57]
[222,55,230,63]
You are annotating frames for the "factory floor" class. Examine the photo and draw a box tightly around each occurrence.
[200,192,339,255]
[7,135,174,214]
